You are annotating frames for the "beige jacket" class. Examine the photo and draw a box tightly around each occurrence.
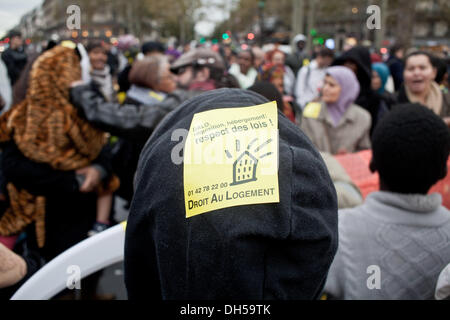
[300,102,371,154]
[320,152,363,209]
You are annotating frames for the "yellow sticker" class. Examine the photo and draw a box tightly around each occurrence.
[184,101,280,218]
[61,40,76,49]
[149,90,165,101]
[303,102,322,119]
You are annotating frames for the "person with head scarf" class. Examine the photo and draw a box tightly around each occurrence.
[300,66,371,154]
[371,62,396,119]
[124,88,338,299]
[332,46,383,135]
[372,63,389,95]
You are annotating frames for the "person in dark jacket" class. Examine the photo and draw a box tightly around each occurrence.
[386,44,405,91]
[69,48,238,141]
[112,55,177,203]
[285,34,308,76]
[1,30,27,86]
[332,46,383,134]
[371,62,396,117]
[124,88,338,300]
[70,52,237,203]
[117,41,165,94]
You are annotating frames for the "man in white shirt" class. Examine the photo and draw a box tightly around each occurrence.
[295,48,334,109]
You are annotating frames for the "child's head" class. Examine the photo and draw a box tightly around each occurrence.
[86,40,107,70]
[370,103,450,194]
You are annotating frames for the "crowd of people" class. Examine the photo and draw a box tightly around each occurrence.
[0,29,449,300]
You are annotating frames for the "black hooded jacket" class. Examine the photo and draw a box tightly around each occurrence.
[124,88,338,300]
[1,47,27,86]
[333,46,383,134]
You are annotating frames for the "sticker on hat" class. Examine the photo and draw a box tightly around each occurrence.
[184,101,279,218]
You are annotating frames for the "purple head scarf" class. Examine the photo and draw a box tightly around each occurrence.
[325,66,360,126]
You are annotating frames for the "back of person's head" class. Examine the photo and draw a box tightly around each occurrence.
[171,47,225,72]
[128,88,338,299]
[370,103,450,194]
[128,55,169,89]
[208,68,240,89]
[141,41,165,56]
[317,47,334,59]
[248,81,284,111]
[389,44,404,57]
[431,56,447,84]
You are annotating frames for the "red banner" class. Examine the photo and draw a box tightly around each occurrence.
[335,150,450,209]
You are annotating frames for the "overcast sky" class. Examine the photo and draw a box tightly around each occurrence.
[0,0,43,38]
[0,0,230,39]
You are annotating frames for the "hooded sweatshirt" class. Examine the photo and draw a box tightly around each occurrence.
[124,88,338,300]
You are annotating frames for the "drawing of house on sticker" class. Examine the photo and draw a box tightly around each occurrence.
[230,151,258,186]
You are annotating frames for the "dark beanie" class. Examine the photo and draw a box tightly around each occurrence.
[141,41,165,55]
[125,88,338,300]
[371,103,450,194]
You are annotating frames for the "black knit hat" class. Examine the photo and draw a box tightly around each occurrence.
[125,88,338,300]
[370,103,450,194]
[141,41,165,55]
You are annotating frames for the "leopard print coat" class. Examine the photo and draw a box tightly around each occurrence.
[0,45,119,247]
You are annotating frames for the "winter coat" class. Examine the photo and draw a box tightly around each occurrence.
[300,102,371,154]
[386,55,404,91]
[1,48,27,86]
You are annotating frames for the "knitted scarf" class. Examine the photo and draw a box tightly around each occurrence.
[0,45,118,247]
[405,81,443,116]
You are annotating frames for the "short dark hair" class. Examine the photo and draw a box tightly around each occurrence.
[431,56,448,84]
[141,41,165,55]
[86,40,104,53]
[8,30,21,39]
[248,81,284,111]
[370,103,450,194]
[404,50,435,68]
[238,49,255,64]
[389,44,403,57]
[317,47,334,59]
